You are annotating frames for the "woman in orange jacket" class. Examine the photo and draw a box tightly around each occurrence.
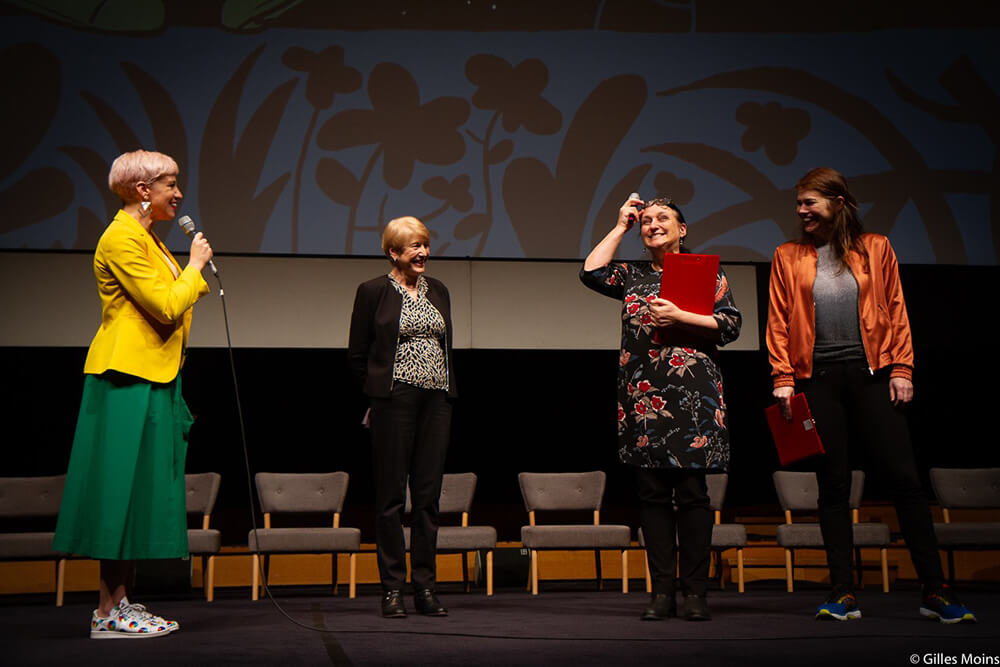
[767,167,974,624]
[53,150,213,639]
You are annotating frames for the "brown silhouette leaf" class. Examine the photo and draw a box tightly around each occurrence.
[59,145,119,219]
[73,207,107,250]
[642,142,792,242]
[591,164,653,247]
[652,171,694,205]
[0,43,60,182]
[0,168,74,234]
[453,213,489,241]
[487,139,514,165]
[316,157,361,206]
[657,67,965,262]
[121,61,188,177]
[199,45,297,251]
[81,91,142,154]
[503,75,646,257]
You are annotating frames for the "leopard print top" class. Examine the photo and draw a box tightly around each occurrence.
[389,274,449,391]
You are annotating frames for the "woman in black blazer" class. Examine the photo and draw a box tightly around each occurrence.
[348,216,456,618]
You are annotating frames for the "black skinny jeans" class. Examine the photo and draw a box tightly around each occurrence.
[369,382,452,592]
[798,361,944,592]
[637,468,713,597]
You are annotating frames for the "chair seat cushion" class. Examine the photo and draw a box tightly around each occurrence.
[0,532,60,559]
[248,527,361,553]
[403,526,497,551]
[852,522,890,546]
[521,524,631,549]
[777,523,890,548]
[934,522,1000,546]
[776,524,824,548]
[711,524,747,548]
[188,529,222,554]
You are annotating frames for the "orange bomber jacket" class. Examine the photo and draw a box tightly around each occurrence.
[766,233,914,390]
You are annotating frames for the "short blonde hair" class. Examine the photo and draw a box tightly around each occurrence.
[108,150,179,202]
[381,216,429,259]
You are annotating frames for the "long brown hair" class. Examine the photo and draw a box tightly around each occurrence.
[795,167,868,271]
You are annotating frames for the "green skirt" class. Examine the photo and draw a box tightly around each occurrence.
[53,371,191,560]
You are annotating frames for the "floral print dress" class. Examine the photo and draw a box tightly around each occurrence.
[581,261,742,470]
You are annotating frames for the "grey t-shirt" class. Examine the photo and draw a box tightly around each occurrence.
[812,243,867,364]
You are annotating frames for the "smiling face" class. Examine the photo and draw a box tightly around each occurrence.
[390,234,430,280]
[639,204,686,255]
[796,188,841,239]
[142,173,183,222]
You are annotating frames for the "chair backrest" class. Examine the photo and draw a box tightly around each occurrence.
[773,470,865,511]
[0,475,65,519]
[930,468,1000,510]
[706,473,728,511]
[518,471,606,512]
[185,472,221,515]
[255,472,349,514]
[405,473,477,514]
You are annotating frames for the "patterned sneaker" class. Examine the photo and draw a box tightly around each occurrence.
[815,591,861,621]
[119,596,179,633]
[920,587,977,624]
[90,601,173,639]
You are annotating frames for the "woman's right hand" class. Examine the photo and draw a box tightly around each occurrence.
[189,231,213,271]
[773,386,794,421]
[617,195,644,231]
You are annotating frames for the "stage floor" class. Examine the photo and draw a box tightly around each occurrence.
[3,583,998,666]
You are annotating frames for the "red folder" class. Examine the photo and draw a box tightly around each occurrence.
[659,253,719,316]
[765,393,825,466]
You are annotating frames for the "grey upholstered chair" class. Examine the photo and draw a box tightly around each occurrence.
[0,475,67,605]
[404,472,498,595]
[248,472,361,600]
[773,470,890,593]
[637,473,747,594]
[706,473,747,592]
[518,471,631,595]
[929,467,1000,584]
[185,472,222,601]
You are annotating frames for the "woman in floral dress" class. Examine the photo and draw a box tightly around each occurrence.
[581,195,741,622]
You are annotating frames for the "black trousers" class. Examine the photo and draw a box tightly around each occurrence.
[369,383,452,592]
[798,361,944,592]
[637,468,713,597]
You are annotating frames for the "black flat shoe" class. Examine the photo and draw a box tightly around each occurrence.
[681,594,711,621]
[641,593,676,621]
[414,589,448,616]
[381,590,406,618]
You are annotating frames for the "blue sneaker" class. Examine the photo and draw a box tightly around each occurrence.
[815,591,861,621]
[920,587,977,624]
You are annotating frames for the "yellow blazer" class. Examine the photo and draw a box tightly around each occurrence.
[83,210,210,383]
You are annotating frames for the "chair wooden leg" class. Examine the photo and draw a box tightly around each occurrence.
[251,554,260,601]
[737,549,745,593]
[531,550,539,596]
[595,549,603,591]
[486,550,494,597]
[717,551,726,591]
[349,553,357,599]
[55,559,66,607]
[946,550,956,585]
[621,550,628,594]
[880,548,889,593]
[644,552,652,594]
[785,549,794,592]
[206,555,216,602]
[855,547,864,589]
[462,552,470,593]
[332,553,339,595]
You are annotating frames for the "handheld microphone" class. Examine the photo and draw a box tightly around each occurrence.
[626,191,643,225]
[177,215,218,276]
